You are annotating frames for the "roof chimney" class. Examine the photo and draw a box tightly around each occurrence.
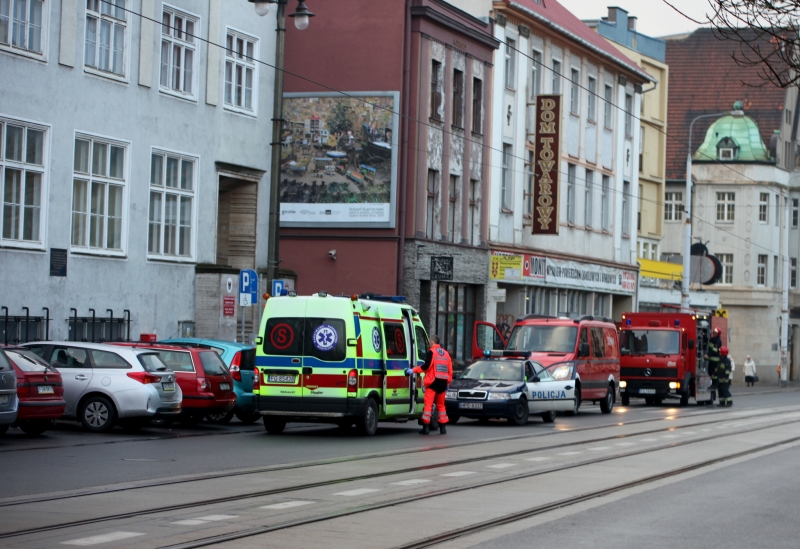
[607,6,628,24]
[628,16,637,31]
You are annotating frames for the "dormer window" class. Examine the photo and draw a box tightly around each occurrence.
[719,148,735,160]
[716,137,738,161]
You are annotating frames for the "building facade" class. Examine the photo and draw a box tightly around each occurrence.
[0,0,276,343]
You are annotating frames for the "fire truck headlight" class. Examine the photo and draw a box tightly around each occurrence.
[669,382,680,390]
[619,381,627,389]
[446,391,458,400]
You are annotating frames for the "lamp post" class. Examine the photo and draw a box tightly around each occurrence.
[681,105,745,311]
[249,0,315,290]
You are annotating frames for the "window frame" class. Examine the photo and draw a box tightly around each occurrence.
[501,143,513,211]
[603,84,613,129]
[716,192,735,223]
[584,169,593,228]
[566,163,576,224]
[468,178,478,245]
[569,68,580,115]
[792,198,798,228]
[425,169,437,239]
[622,181,631,237]
[471,77,483,135]
[757,254,767,286]
[430,59,442,121]
[452,68,464,129]
[448,174,458,243]
[664,191,683,221]
[83,0,130,82]
[159,3,200,102]
[587,75,597,122]
[601,174,610,231]
[791,257,797,289]
[504,37,516,89]
[70,130,130,257]
[147,146,199,262]
[530,49,542,99]
[758,192,769,223]
[0,113,50,251]
[551,59,562,94]
[719,253,734,285]
[0,0,48,61]
[624,93,633,137]
[223,26,260,117]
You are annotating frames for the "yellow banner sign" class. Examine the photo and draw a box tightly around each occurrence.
[490,253,523,281]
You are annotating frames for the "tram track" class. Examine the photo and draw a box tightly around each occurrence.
[0,403,770,509]
[2,410,798,542]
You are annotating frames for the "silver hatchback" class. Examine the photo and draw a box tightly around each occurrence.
[23,342,182,432]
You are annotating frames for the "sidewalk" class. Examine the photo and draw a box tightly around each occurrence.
[730,380,800,396]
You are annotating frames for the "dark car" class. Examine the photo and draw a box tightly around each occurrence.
[445,358,576,425]
[5,348,66,435]
[0,348,18,434]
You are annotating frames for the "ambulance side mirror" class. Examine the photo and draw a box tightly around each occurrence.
[255,337,263,345]
[688,339,695,350]
[347,338,357,347]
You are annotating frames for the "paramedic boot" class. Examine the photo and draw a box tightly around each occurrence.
[727,400,733,407]
[439,423,447,435]
[418,423,430,435]
[717,401,727,407]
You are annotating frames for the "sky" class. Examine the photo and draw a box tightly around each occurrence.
[558,0,713,38]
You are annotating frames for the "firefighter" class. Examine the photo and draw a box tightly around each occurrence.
[706,327,722,398]
[717,346,733,407]
[406,335,452,435]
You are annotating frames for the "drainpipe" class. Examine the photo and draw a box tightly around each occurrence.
[782,193,790,384]
[397,0,412,296]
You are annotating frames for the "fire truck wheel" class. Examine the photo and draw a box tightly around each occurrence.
[509,397,529,425]
[621,394,630,406]
[264,417,287,434]
[600,386,614,414]
[358,398,379,436]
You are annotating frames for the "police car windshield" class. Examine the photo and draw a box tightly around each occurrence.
[621,330,680,355]
[507,326,577,353]
[460,360,522,382]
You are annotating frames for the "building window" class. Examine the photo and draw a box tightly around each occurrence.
[776,195,780,226]
[430,59,442,120]
[471,77,482,134]
[501,144,512,210]
[622,181,631,236]
[71,134,127,253]
[224,29,258,114]
[624,93,633,137]
[84,0,127,77]
[504,38,516,89]
[569,69,580,115]
[638,183,643,231]
[468,179,478,245]
[426,169,437,239]
[566,164,576,224]
[793,198,798,228]
[448,175,458,243]
[551,59,561,94]
[718,148,734,160]
[601,174,610,230]
[651,244,658,261]
[587,76,597,122]
[1,118,46,246]
[664,192,683,221]
[792,258,797,288]
[530,50,542,98]
[148,150,196,259]
[452,69,464,128]
[160,6,198,99]
[0,0,44,54]
[759,192,769,223]
[436,283,476,369]
[719,253,734,284]
[716,192,735,222]
[525,150,533,218]
[584,169,593,228]
[757,254,767,286]
[640,242,649,259]
[774,255,779,287]
[639,126,644,171]
[603,84,613,128]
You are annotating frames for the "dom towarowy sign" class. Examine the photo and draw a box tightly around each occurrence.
[532,95,561,235]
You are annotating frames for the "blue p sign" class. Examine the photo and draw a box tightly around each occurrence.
[272,279,285,296]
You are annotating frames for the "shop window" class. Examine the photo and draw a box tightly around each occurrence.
[436,283,476,369]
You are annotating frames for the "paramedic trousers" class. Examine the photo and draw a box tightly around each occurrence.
[422,387,449,425]
[718,382,732,405]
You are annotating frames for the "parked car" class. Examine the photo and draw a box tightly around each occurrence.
[160,338,259,424]
[22,342,182,432]
[0,348,18,434]
[4,348,66,435]
[112,343,235,426]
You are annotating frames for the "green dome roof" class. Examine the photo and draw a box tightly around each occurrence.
[693,110,772,163]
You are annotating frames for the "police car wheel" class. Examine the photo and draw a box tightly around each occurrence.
[600,386,614,414]
[541,411,556,423]
[509,398,529,426]
[264,417,286,434]
[448,414,460,424]
[359,399,379,436]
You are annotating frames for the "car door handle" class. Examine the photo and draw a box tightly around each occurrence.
[565,385,573,390]
[75,375,88,381]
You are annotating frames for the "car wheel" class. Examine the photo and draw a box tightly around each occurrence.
[179,413,205,427]
[264,416,287,434]
[566,387,581,416]
[206,409,235,424]
[79,396,117,433]
[149,418,173,428]
[19,420,51,436]
[600,386,614,414]
[234,410,262,425]
[358,398,379,436]
[621,394,630,406]
[541,411,556,423]
[448,414,460,424]
[509,398,530,426]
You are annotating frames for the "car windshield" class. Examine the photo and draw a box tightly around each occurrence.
[460,360,522,382]
[0,349,13,371]
[620,330,680,355]
[507,325,578,353]
[157,351,194,372]
[137,353,169,372]
[6,350,50,372]
[199,351,229,376]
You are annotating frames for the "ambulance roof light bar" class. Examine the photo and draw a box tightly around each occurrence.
[358,293,407,303]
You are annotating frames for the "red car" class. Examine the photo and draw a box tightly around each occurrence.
[112,343,235,426]
[5,348,66,435]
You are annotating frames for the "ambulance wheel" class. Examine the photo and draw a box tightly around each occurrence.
[448,414,460,424]
[621,394,630,406]
[600,386,614,414]
[264,417,286,434]
[541,411,556,423]
[509,397,529,425]
[358,398,379,436]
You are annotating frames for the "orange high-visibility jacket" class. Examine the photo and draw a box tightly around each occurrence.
[413,344,453,386]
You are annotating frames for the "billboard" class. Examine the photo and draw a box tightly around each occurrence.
[280,92,400,228]
[532,95,561,235]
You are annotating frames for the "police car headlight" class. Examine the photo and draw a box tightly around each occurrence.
[446,391,458,399]
[488,392,510,400]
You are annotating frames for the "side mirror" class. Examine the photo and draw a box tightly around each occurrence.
[579,343,590,358]
[531,375,541,383]
[255,336,263,345]
[688,339,695,349]
[621,348,631,356]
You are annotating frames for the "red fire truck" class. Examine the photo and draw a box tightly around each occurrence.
[618,310,727,406]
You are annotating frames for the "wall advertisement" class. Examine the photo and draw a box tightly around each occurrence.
[531,95,561,235]
[280,92,400,228]
[490,251,636,295]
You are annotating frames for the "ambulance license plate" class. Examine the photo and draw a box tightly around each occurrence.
[459,402,483,409]
[639,388,656,394]
[268,375,296,384]
[37,385,54,395]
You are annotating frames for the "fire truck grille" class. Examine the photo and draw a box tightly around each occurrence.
[458,390,488,400]
[621,367,678,378]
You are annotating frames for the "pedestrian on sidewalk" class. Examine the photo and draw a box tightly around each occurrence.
[406,334,452,435]
[743,355,757,387]
[717,347,733,407]
[776,363,783,387]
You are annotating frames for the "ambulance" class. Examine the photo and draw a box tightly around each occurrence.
[253,292,429,435]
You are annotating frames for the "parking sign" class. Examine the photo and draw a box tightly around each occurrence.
[239,269,258,307]
[272,279,286,296]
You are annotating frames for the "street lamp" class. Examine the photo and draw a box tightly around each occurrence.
[681,103,745,310]
[247,0,315,289]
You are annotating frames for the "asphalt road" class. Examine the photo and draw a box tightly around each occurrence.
[1,389,798,499]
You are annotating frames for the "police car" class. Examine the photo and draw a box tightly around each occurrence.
[445,352,576,425]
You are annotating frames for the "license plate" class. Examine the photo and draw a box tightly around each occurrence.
[219,383,231,391]
[639,388,656,394]
[267,375,296,384]
[37,385,54,395]
[162,382,176,392]
[459,402,483,409]
[0,395,7,405]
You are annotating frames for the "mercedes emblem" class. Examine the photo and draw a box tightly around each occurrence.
[645,368,652,377]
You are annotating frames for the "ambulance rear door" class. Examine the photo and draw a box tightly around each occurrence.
[302,307,350,414]
[259,298,307,410]
[381,313,412,417]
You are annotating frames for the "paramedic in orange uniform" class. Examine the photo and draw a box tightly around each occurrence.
[406,335,453,435]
